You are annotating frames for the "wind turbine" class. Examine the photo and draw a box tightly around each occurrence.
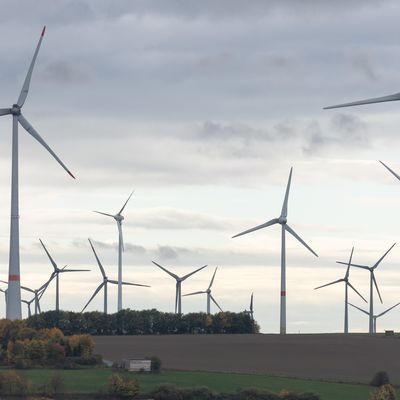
[183,267,223,314]
[22,298,35,318]
[82,239,150,313]
[0,27,75,320]
[337,243,396,334]
[244,293,254,321]
[325,94,400,181]
[94,191,133,311]
[40,239,89,312]
[349,302,400,334]
[152,261,207,314]
[232,167,318,334]
[314,247,367,334]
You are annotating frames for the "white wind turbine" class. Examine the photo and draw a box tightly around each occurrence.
[152,261,207,314]
[232,167,318,334]
[349,302,400,334]
[82,239,150,313]
[337,243,396,334]
[183,267,223,314]
[40,239,90,312]
[314,247,367,334]
[0,27,75,319]
[325,92,400,179]
[244,293,254,321]
[94,191,133,311]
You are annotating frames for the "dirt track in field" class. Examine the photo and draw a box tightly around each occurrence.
[94,334,400,383]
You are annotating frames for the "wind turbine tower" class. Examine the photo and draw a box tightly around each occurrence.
[94,191,133,311]
[0,27,75,319]
[232,167,318,334]
[314,247,367,333]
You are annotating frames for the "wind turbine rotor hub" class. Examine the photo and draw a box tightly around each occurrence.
[115,214,124,222]
[278,217,287,224]
[10,104,21,115]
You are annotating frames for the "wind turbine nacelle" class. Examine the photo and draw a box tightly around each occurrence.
[278,217,287,224]
[11,105,21,115]
[115,214,124,222]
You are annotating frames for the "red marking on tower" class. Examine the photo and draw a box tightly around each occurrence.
[9,274,20,282]
[41,26,46,37]
[280,291,286,297]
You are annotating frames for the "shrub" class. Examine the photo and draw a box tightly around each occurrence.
[107,373,139,397]
[0,370,32,395]
[235,388,279,400]
[182,386,216,400]
[371,371,390,387]
[39,372,65,396]
[149,355,162,373]
[150,384,184,400]
[371,384,397,400]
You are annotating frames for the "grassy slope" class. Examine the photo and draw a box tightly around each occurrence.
[18,369,378,400]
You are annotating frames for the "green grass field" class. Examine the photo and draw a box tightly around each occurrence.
[14,368,382,400]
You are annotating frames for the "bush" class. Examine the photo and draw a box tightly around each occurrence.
[235,388,279,400]
[149,355,162,373]
[371,384,397,400]
[182,387,216,400]
[107,373,139,397]
[371,371,390,387]
[150,384,184,400]
[0,370,32,395]
[39,372,65,396]
[279,390,320,400]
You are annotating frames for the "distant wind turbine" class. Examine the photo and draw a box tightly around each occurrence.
[152,261,207,314]
[40,239,90,311]
[244,293,254,321]
[183,267,223,314]
[82,239,150,313]
[314,247,367,334]
[94,191,134,311]
[338,243,396,334]
[232,167,318,334]
[22,298,35,318]
[349,302,400,334]
[0,27,75,320]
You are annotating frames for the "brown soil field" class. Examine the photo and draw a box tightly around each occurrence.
[94,334,400,383]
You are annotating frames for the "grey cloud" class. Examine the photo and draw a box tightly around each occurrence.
[351,53,378,82]
[72,238,146,255]
[37,61,94,84]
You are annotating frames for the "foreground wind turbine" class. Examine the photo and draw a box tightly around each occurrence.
[152,261,207,314]
[0,27,75,320]
[40,239,89,311]
[314,247,367,334]
[82,239,150,313]
[94,191,133,311]
[349,302,400,334]
[338,243,396,334]
[183,267,222,314]
[232,167,318,334]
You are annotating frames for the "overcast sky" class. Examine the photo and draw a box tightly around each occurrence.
[1,0,400,333]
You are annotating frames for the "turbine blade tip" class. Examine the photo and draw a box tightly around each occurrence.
[41,26,46,37]
[67,170,76,179]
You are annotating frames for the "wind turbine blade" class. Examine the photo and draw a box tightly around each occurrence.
[376,302,400,318]
[250,292,254,312]
[285,225,318,257]
[379,160,400,182]
[93,211,114,218]
[232,218,279,239]
[117,221,124,252]
[20,285,35,294]
[39,239,58,271]
[109,280,150,287]
[0,108,11,116]
[344,247,354,280]
[372,273,383,304]
[88,239,106,278]
[182,265,207,281]
[61,269,90,273]
[175,283,179,313]
[372,243,396,269]
[280,167,293,219]
[18,114,75,178]
[152,261,179,280]
[17,26,46,107]
[208,267,218,290]
[348,302,369,316]
[347,281,367,303]
[81,283,104,313]
[210,294,223,312]
[183,291,206,297]
[336,261,369,270]
[324,92,400,110]
[314,279,344,290]
[118,190,134,215]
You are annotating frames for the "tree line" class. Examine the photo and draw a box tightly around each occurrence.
[26,309,259,336]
